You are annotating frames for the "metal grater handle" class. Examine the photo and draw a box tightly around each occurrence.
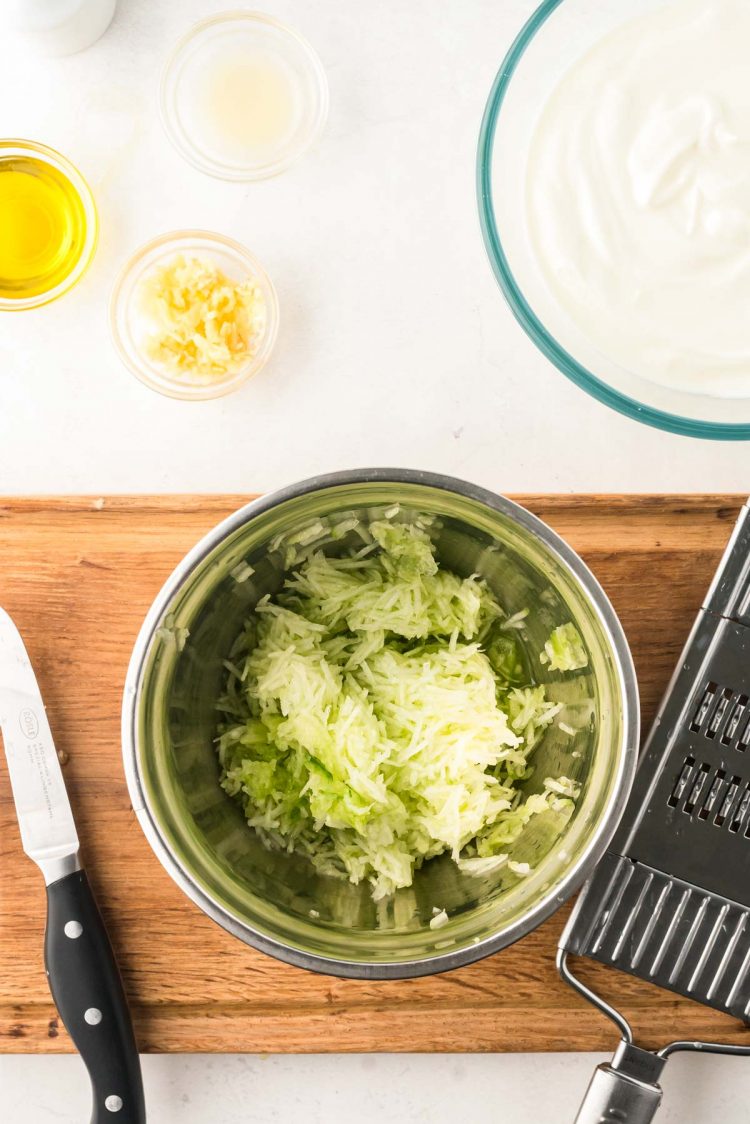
[573,1042,665,1124]
[559,951,667,1123]
[560,948,750,1123]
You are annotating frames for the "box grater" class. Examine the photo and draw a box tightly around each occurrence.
[559,500,750,1123]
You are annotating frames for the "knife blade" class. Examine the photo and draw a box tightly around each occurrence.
[0,606,146,1124]
[0,605,80,881]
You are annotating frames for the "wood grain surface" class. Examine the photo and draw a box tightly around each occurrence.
[1,494,749,1055]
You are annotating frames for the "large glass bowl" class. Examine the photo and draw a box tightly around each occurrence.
[122,470,638,978]
[478,0,750,440]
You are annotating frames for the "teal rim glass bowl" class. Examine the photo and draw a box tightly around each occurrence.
[477,0,750,441]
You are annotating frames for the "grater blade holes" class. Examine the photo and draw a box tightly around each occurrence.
[685,763,711,813]
[670,758,750,834]
[698,769,726,819]
[707,688,734,739]
[729,784,750,834]
[669,757,695,807]
[690,682,749,750]
[740,714,750,751]
[691,684,717,732]
[722,695,749,745]
[715,776,741,827]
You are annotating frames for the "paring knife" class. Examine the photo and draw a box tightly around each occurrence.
[0,606,146,1123]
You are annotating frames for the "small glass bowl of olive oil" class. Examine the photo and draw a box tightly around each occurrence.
[0,139,98,311]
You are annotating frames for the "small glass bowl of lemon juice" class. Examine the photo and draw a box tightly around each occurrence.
[0,139,97,311]
[160,12,328,181]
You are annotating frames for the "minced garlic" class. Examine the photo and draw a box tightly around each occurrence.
[137,254,266,381]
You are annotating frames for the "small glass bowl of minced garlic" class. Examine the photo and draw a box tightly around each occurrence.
[109,230,279,399]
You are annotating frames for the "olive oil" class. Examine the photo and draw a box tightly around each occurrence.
[0,154,89,301]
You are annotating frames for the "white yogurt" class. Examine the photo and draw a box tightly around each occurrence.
[526,0,750,397]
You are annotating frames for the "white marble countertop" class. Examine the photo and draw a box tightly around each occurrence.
[0,1,748,1120]
[4,1051,750,1123]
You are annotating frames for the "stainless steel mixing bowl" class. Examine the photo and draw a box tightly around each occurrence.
[122,469,638,978]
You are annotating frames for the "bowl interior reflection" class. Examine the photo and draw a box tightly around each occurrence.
[131,479,632,972]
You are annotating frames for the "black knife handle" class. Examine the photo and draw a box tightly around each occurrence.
[44,870,146,1124]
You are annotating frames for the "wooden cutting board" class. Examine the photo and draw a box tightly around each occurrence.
[1,494,749,1055]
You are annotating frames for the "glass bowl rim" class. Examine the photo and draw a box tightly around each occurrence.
[158,9,330,182]
[108,227,280,401]
[0,137,98,312]
[476,0,750,442]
